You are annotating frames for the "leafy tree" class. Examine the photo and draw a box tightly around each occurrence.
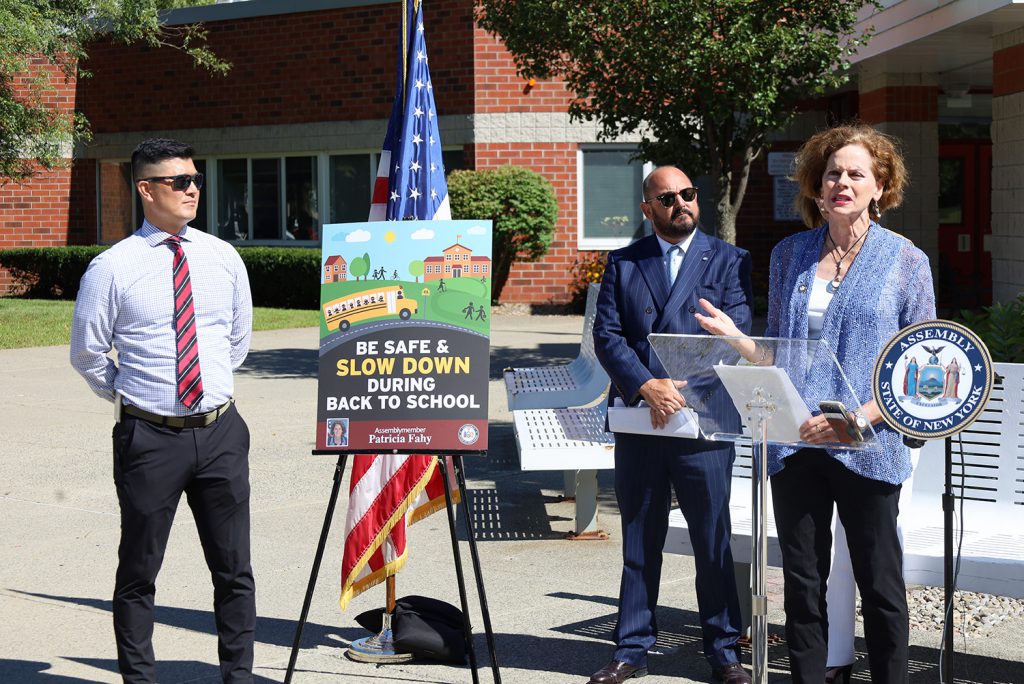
[477,0,877,243]
[349,253,369,281]
[1,0,227,183]
[448,165,558,303]
[408,259,424,282]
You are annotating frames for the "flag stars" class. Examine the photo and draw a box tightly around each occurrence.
[426,80,432,91]
[429,135,436,146]
[416,50,426,62]
[430,162,437,173]
[410,160,421,172]
[413,106,424,118]
[409,187,422,200]
[390,190,400,202]
[428,109,434,120]
[418,22,424,33]
[415,79,425,90]
[431,188,438,200]
[411,133,422,145]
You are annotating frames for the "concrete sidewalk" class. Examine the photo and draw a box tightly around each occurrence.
[2,314,1022,683]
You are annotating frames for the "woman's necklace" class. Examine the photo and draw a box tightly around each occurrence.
[825,228,868,288]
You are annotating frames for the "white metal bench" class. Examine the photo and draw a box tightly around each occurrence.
[511,405,615,538]
[901,363,1024,597]
[503,284,609,411]
[506,284,614,538]
[665,362,1024,601]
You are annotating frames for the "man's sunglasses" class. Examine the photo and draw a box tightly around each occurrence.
[140,173,204,191]
[644,187,697,208]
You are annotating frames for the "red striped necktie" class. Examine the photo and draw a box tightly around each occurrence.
[165,235,204,410]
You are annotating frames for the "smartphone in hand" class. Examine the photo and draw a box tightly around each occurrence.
[818,400,864,443]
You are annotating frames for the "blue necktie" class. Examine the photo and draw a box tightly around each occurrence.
[666,244,682,285]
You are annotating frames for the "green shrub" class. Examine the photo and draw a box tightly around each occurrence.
[448,165,558,303]
[1,245,321,309]
[236,247,320,309]
[0,246,107,298]
[957,294,1024,363]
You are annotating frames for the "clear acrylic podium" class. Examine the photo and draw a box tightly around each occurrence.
[649,334,878,684]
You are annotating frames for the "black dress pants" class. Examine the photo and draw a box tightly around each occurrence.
[771,449,908,684]
[112,404,255,684]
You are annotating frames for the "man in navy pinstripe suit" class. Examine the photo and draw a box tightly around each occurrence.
[590,166,753,684]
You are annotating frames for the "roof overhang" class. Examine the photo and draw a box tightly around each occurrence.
[852,0,1024,89]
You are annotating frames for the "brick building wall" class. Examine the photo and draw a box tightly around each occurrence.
[78,1,476,133]
[0,59,79,292]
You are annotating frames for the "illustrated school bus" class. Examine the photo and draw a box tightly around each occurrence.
[323,285,418,331]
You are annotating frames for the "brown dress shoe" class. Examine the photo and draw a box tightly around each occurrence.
[711,662,752,683]
[588,659,648,683]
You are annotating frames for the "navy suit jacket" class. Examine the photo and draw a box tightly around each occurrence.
[594,230,753,439]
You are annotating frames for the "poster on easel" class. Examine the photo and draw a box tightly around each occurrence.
[316,219,492,453]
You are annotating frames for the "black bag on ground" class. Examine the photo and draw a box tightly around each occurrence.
[354,595,467,663]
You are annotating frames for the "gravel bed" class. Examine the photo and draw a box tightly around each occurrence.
[852,586,1024,636]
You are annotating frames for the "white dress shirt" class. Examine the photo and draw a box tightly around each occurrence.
[655,230,696,285]
[71,220,252,416]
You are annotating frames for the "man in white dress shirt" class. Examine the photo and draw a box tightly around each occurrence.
[71,138,254,684]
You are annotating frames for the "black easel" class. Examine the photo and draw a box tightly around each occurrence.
[284,451,501,683]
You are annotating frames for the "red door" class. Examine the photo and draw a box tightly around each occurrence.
[937,142,992,311]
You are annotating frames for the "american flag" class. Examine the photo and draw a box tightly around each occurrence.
[368,0,450,222]
[341,0,457,610]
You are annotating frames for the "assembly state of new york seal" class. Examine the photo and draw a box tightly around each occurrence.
[873,320,994,441]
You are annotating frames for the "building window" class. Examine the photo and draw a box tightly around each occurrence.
[329,154,374,224]
[97,149,463,245]
[579,147,648,249]
[217,158,248,241]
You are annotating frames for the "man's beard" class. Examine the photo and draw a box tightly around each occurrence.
[654,206,698,240]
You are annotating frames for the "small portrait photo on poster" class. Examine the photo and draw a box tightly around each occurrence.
[327,418,349,447]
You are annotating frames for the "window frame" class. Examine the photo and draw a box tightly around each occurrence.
[576,144,654,251]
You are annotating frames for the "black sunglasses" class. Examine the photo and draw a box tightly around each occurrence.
[141,173,204,191]
[645,187,697,208]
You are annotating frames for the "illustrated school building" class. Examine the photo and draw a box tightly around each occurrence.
[3,0,1024,309]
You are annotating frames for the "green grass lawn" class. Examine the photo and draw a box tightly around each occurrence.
[0,299,318,350]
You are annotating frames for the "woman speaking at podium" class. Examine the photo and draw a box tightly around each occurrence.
[695,123,935,684]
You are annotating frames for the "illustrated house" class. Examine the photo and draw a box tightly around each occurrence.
[424,240,490,281]
[323,255,347,283]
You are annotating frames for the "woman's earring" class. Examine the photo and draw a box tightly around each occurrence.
[871,198,882,219]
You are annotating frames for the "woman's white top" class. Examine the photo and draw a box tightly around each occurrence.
[807,276,835,341]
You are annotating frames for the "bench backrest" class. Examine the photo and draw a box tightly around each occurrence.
[568,283,605,379]
[914,361,1024,522]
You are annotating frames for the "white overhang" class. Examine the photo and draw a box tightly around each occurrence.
[852,0,1024,88]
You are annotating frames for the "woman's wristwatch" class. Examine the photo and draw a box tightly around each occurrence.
[852,410,870,432]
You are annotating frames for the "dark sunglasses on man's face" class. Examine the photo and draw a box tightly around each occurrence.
[141,173,204,192]
[645,187,697,208]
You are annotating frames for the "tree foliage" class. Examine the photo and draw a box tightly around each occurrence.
[448,165,558,303]
[1,0,227,183]
[477,0,878,243]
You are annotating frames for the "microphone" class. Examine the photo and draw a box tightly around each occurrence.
[903,435,926,449]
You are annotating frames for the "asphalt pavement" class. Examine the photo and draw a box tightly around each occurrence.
[2,313,1022,683]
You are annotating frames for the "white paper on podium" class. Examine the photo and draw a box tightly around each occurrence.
[712,364,812,443]
[607,398,703,439]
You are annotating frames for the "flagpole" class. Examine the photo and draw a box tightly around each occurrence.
[386,0,409,619]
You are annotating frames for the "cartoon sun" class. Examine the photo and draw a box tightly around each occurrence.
[384,231,396,243]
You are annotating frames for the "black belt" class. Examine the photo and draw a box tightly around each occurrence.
[121,399,234,428]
